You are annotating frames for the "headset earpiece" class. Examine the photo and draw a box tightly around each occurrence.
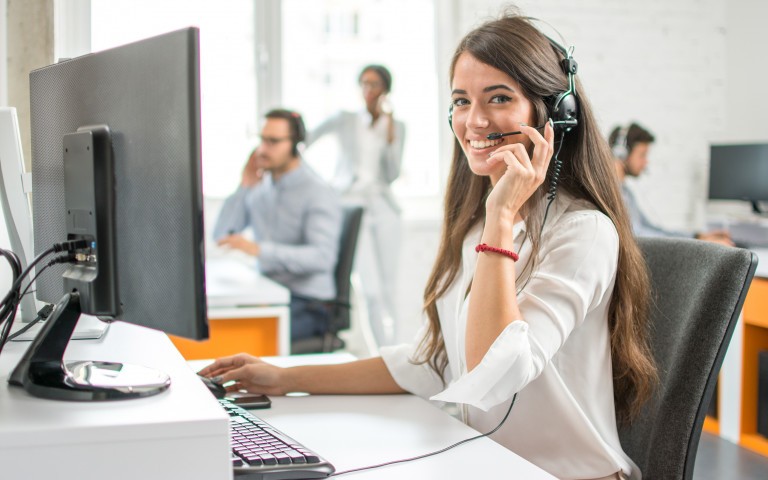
[611,126,629,160]
[448,24,580,138]
[289,111,306,157]
[541,32,579,135]
[551,91,578,134]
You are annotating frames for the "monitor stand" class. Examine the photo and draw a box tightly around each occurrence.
[8,291,170,401]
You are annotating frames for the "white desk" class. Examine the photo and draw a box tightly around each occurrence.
[206,256,290,309]
[189,356,556,480]
[257,394,555,479]
[207,256,290,355]
[0,322,232,480]
[1,322,555,480]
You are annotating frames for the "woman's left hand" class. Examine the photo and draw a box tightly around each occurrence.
[485,120,555,221]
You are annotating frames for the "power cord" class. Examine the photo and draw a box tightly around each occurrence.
[329,393,517,477]
[7,304,55,342]
[6,253,75,344]
[0,240,85,355]
[0,253,74,354]
[541,130,566,229]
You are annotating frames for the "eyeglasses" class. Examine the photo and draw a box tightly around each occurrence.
[360,80,384,90]
[260,136,292,146]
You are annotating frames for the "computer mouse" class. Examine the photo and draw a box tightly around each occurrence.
[198,374,226,399]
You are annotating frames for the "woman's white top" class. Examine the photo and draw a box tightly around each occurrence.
[380,192,640,480]
[305,110,405,208]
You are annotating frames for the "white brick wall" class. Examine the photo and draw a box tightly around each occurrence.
[457,0,728,230]
[393,0,768,344]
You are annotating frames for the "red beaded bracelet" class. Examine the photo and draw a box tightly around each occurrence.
[475,243,519,262]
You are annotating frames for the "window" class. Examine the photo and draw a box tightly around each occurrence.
[281,0,439,197]
[90,0,258,198]
[87,0,440,199]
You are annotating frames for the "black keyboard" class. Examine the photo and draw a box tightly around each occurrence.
[220,399,335,479]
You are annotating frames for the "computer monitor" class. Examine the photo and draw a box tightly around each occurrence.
[0,107,37,322]
[708,143,768,214]
[8,28,208,401]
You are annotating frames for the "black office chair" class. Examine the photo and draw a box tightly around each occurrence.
[618,237,757,480]
[291,206,364,354]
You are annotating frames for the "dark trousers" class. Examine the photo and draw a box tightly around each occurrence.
[289,296,332,341]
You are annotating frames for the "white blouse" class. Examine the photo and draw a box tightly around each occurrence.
[380,192,640,480]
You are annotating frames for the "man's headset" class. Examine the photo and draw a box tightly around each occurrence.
[611,125,630,160]
[447,27,579,138]
[288,112,306,157]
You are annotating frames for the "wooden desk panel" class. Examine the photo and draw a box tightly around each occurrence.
[740,277,768,455]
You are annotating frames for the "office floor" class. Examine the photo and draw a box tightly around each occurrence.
[694,432,768,479]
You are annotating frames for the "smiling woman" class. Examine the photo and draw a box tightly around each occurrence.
[449,55,537,178]
[410,12,657,479]
[199,10,658,480]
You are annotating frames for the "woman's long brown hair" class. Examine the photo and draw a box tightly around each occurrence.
[414,11,657,424]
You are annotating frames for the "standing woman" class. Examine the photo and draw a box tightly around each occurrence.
[305,64,406,347]
[202,11,657,480]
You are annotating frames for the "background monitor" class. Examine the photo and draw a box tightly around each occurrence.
[8,27,208,400]
[709,143,768,214]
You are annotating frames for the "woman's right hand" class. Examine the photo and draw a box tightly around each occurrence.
[484,121,555,221]
[198,353,289,396]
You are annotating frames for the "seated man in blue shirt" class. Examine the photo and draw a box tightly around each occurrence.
[214,109,343,346]
[609,122,733,245]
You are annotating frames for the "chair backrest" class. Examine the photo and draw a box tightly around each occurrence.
[619,237,757,479]
[330,205,364,332]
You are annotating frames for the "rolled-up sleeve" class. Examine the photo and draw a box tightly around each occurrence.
[379,322,450,400]
[431,212,619,411]
[379,120,405,184]
[380,344,447,400]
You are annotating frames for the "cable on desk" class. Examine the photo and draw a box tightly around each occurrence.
[7,304,55,342]
[0,242,82,355]
[329,393,517,477]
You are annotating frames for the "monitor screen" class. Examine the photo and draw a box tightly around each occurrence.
[708,143,768,204]
[8,28,208,401]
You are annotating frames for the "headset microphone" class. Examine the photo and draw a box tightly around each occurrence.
[486,119,578,140]
[487,124,545,140]
[486,131,518,140]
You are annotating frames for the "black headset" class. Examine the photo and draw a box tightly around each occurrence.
[543,36,579,134]
[264,109,306,157]
[288,112,306,157]
[447,29,579,136]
